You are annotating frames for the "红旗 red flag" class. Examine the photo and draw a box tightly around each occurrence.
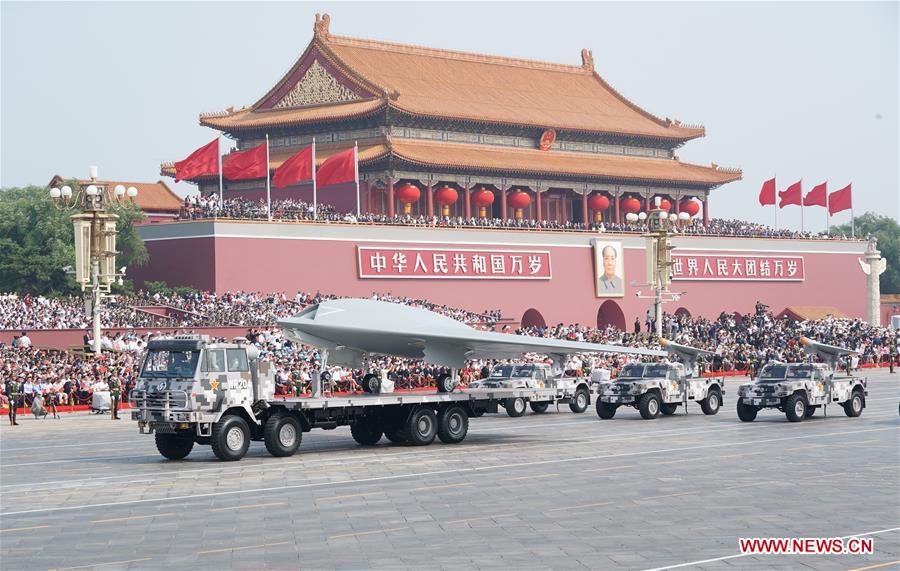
[272,145,313,189]
[174,138,218,182]
[828,183,852,215]
[223,143,268,180]
[803,182,827,207]
[316,147,356,188]
[758,177,776,206]
[778,180,802,208]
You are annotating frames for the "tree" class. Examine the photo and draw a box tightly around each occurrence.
[0,183,149,296]
[831,212,900,294]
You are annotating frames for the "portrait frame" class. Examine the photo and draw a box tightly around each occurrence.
[593,239,625,298]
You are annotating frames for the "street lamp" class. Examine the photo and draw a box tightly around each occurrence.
[642,197,681,338]
[49,166,138,354]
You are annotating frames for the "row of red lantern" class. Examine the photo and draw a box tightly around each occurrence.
[618,196,700,216]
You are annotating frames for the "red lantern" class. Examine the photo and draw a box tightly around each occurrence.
[434,186,459,216]
[395,183,420,215]
[680,199,700,216]
[472,188,495,218]
[507,190,531,220]
[588,194,610,223]
[656,197,671,211]
[620,196,641,214]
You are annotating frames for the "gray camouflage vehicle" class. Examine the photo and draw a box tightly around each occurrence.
[735,337,867,422]
[596,339,723,420]
[468,362,592,416]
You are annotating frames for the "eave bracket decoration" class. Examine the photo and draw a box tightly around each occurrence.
[273,59,361,109]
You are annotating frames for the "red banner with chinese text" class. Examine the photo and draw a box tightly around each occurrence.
[358,247,552,279]
[671,254,804,281]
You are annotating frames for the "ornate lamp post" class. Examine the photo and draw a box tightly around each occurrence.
[50,166,137,354]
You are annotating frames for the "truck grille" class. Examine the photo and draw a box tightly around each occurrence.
[131,390,189,410]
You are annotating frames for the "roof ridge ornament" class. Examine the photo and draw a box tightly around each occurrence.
[314,13,331,40]
[581,49,594,71]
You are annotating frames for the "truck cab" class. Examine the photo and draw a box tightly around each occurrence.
[596,361,723,420]
[469,362,591,417]
[736,362,867,422]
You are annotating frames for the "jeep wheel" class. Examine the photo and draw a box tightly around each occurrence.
[638,392,661,420]
[155,433,194,460]
[843,390,864,418]
[784,394,807,422]
[437,405,468,444]
[406,407,437,446]
[350,416,383,445]
[660,403,679,416]
[264,413,302,457]
[568,388,590,413]
[505,397,527,417]
[529,401,549,414]
[736,400,758,422]
[701,389,721,415]
[596,401,617,419]
[211,415,251,461]
[362,373,380,394]
[436,374,456,393]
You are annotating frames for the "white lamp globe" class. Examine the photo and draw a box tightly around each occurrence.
[126,186,138,197]
[89,166,98,180]
[669,213,678,222]
[679,212,690,221]
[50,187,61,199]
[114,184,126,197]
[61,186,72,198]
[626,213,636,222]
[86,185,98,196]
[658,211,667,220]
[638,212,647,221]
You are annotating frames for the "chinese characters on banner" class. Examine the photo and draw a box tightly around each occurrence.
[358,247,552,279]
[671,254,805,281]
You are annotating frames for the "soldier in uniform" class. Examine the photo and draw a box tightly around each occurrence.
[108,375,122,420]
[6,376,22,426]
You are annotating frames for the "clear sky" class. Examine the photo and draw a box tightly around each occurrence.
[2,1,897,231]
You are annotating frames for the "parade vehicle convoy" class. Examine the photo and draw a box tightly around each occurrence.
[467,363,592,416]
[735,337,868,422]
[596,339,724,420]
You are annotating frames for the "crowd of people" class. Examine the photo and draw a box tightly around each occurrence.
[0,290,501,331]
[176,197,851,241]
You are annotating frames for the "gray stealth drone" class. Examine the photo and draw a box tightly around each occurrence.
[278,298,666,369]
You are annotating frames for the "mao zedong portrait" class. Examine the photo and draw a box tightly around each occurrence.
[598,244,623,295]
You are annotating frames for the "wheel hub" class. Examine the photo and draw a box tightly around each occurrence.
[279,423,297,447]
[795,401,805,417]
[417,416,432,435]
[226,426,245,451]
[649,399,658,415]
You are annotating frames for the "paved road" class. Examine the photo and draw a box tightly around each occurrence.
[1,372,898,570]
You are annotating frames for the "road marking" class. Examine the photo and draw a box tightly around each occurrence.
[507,473,559,481]
[412,482,474,491]
[583,465,633,473]
[0,525,49,533]
[550,501,612,512]
[1,453,158,468]
[328,526,410,540]
[653,457,702,465]
[849,559,900,571]
[208,502,286,512]
[52,558,153,570]
[638,490,697,501]
[3,424,895,517]
[715,451,765,459]
[640,526,900,571]
[91,512,176,523]
[725,481,775,490]
[446,513,517,524]
[197,540,290,555]
[317,492,385,501]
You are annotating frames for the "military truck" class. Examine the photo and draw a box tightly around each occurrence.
[735,337,868,422]
[595,339,723,420]
[467,362,592,416]
[131,335,577,461]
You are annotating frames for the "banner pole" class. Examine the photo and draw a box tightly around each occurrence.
[312,138,317,221]
[799,178,804,233]
[825,181,830,235]
[354,140,360,217]
[774,174,778,231]
[265,133,271,222]
[218,136,223,205]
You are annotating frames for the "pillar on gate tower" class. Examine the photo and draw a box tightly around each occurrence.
[535,187,542,222]
[702,195,709,227]
[858,237,887,326]
[426,181,434,218]
[500,186,508,221]
[581,190,589,227]
[387,177,395,218]
[464,184,472,219]
[614,191,621,224]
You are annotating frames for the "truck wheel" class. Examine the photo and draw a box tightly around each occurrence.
[505,397,527,417]
[638,392,661,420]
[529,401,549,413]
[701,389,721,415]
[736,400,757,422]
[362,373,380,394]
[263,413,302,457]
[805,406,816,419]
[436,374,456,393]
[784,394,807,422]
[596,401,617,419]
[568,389,590,413]
[350,417,383,445]
[211,415,251,461]
[406,407,437,446]
[437,405,469,444]
[660,403,679,416]
[155,433,194,460]
[384,429,408,444]
[843,390,864,418]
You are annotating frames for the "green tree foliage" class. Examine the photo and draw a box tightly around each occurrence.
[0,183,149,296]
[831,212,900,294]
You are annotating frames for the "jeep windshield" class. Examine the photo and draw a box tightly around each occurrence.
[618,364,668,379]
[490,365,534,378]
[758,364,814,382]
[142,349,200,378]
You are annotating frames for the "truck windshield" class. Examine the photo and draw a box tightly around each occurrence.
[490,365,534,378]
[759,365,787,381]
[142,349,200,378]
[618,364,646,378]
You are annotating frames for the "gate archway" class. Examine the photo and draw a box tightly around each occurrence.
[521,308,546,329]
[597,300,626,330]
